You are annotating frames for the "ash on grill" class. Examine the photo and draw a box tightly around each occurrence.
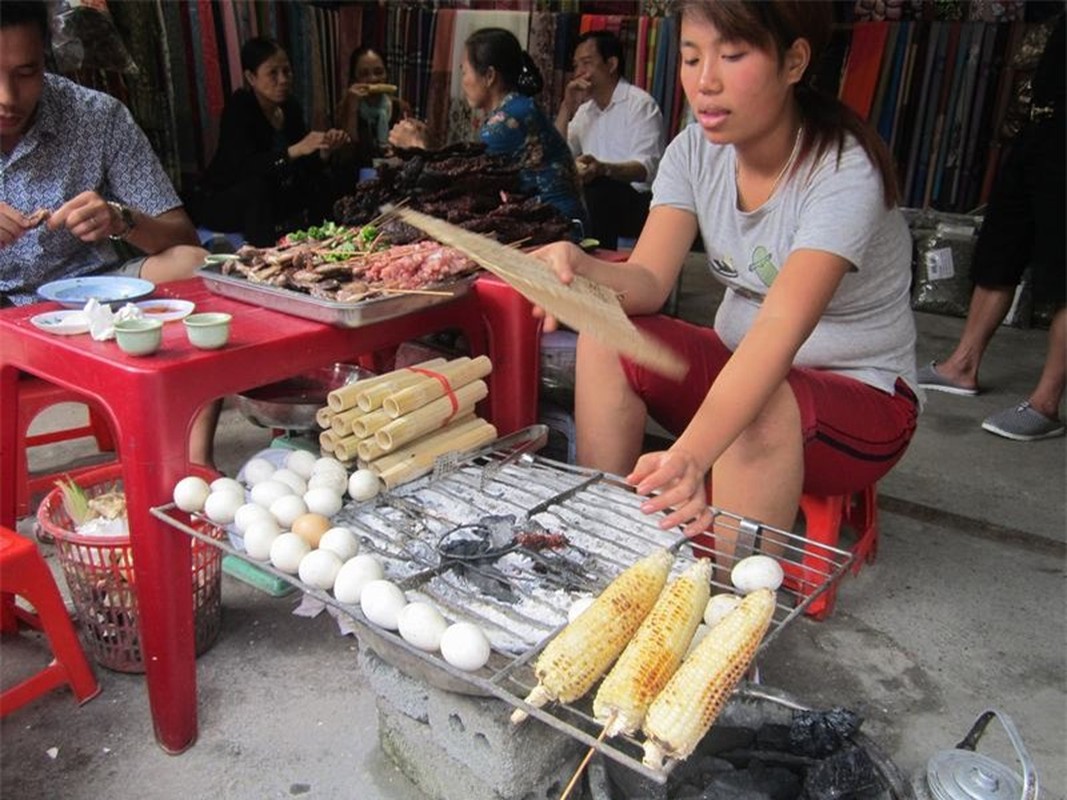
[333,142,577,245]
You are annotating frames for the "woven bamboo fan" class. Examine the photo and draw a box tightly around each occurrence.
[397,208,688,379]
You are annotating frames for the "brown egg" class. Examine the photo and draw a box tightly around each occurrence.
[290,512,332,548]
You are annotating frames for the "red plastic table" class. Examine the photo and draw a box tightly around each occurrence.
[0,275,538,752]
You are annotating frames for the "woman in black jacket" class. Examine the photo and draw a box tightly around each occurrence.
[197,37,349,246]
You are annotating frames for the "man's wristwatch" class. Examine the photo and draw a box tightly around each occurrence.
[107,202,137,241]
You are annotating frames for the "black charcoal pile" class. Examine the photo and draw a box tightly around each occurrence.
[609,709,893,800]
[333,142,577,246]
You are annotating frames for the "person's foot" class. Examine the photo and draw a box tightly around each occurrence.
[917,361,979,395]
[981,401,1065,441]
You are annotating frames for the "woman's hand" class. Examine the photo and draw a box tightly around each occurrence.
[627,447,712,536]
[321,128,350,152]
[47,192,119,243]
[290,130,348,159]
[388,118,429,149]
[530,241,586,331]
[347,83,372,101]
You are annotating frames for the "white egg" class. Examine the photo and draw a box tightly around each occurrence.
[359,579,407,630]
[298,549,343,590]
[730,555,785,595]
[250,479,293,508]
[307,471,348,495]
[284,449,318,480]
[303,486,343,517]
[243,520,281,560]
[313,456,347,478]
[333,554,384,604]
[210,476,245,496]
[704,593,743,627]
[397,602,448,652]
[567,596,596,624]
[348,469,380,502]
[439,622,491,671]
[242,457,276,486]
[269,494,308,528]
[269,532,310,574]
[271,468,307,497]
[204,489,244,525]
[318,527,360,562]
[234,502,274,534]
[172,476,210,513]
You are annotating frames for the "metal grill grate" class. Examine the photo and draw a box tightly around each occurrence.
[153,428,854,783]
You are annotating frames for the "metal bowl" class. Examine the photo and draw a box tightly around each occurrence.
[235,363,374,431]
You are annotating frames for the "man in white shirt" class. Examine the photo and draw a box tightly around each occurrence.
[555,31,665,249]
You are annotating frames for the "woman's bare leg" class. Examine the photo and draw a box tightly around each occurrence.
[1028,306,1066,419]
[931,284,1015,389]
[574,334,646,475]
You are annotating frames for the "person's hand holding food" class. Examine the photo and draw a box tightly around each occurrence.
[575,153,605,185]
[0,203,52,248]
[47,191,120,244]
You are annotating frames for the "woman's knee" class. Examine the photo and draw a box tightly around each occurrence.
[730,382,803,461]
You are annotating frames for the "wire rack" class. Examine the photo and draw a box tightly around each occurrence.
[152,429,854,784]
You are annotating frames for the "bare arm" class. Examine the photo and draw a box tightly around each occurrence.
[47,192,200,253]
[630,248,852,530]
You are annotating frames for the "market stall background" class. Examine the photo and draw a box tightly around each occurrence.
[51,0,1055,216]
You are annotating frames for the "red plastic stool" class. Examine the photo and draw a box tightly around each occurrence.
[0,526,100,716]
[16,376,117,518]
[784,485,879,620]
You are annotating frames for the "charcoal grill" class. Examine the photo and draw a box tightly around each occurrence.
[153,425,855,784]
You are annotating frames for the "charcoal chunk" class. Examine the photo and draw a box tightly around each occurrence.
[699,759,802,800]
[801,746,883,800]
[789,708,863,757]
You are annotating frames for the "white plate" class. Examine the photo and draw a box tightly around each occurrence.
[29,309,92,335]
[37,275,155,309]
[134,298,195,322]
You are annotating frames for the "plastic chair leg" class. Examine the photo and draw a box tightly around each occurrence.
[0,529,100,716]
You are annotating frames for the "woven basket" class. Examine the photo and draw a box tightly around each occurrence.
[37,463,224,673]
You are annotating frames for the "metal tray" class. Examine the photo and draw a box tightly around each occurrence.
[197,263,476,328]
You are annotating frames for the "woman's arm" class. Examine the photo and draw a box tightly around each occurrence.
[535,205,699,321]
[631,248,851,529]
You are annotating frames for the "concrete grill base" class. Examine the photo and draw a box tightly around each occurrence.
[358,647,586,800]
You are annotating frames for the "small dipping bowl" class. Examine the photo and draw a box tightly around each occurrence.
[183,312,232,350]
[114,318,163,356]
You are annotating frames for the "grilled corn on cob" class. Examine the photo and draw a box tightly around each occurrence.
[510,548,673,724]
[641,587,776,768]
[593,558,711,737]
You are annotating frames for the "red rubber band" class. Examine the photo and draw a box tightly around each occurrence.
[407,366,460,421]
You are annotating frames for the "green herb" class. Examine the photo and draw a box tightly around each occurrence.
[55,475,92,525]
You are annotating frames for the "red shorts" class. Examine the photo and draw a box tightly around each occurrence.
[620,316,919,496]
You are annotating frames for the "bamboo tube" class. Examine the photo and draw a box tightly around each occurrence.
[319,429,338,452]
[315,406,334,430]
[357,436,391,463]
[333,433,365,462]
[369,414,480,474]
[327,357,447,412]
[377,420,498,489]
[351,409,393,438]
[375,380,487,452]
[382,355,493,419]
[357,356,471,413]
[330,406,365,437]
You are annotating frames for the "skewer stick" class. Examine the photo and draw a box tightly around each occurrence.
[377,287,455,297]
[559,723,611,800]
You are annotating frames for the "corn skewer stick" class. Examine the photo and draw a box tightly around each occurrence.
[558,722,612,800]
[510,548,673,724]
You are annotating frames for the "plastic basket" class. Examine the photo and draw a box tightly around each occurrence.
[36,463,224,673]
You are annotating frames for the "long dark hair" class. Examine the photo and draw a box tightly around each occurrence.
[465,27,544,97]
[672,0,899,207]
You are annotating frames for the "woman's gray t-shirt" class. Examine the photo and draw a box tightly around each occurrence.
[652,124,917,395]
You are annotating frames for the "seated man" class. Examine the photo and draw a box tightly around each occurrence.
[555,30,665,250]
[0,1,215,463]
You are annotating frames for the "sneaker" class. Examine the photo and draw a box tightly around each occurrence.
[981,402,1065,441]
[916,361,979,396]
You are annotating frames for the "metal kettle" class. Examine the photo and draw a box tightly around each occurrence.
[914,708,1038,800]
